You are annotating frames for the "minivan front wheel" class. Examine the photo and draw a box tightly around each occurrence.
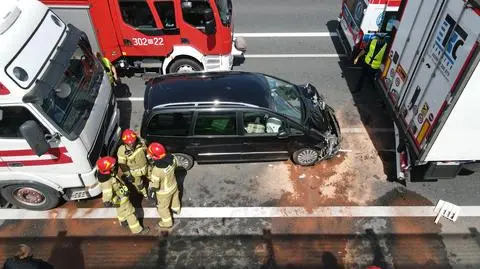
[173,153,194,170]
[293,148,320,166]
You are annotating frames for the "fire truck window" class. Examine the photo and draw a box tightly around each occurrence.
[0,106,46,138]
[119,0,157,28]
[154,2,176,28]
[182,1,213,28]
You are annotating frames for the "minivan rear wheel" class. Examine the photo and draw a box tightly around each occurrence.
[293,148,320,166]
[173,153,194,170]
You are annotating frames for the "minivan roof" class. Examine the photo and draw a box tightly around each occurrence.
[145,71,272,110]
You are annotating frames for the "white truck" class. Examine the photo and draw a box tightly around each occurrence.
[0,0,120,210]
[377,0,480,181]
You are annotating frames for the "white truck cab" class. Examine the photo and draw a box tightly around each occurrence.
[0,0,120,210]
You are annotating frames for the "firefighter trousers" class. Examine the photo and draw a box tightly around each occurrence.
[155,188,180,228]
[131,175,148,197]
[116,197,143,234]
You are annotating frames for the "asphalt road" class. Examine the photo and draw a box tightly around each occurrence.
[2,0,480,268]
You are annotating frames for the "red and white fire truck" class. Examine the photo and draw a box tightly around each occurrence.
[377,0,480,181]
[0,0,120,210]
[41,0,246,75]
[337,0,404,57]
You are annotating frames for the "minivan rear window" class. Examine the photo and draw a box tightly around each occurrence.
[148,112,192,136]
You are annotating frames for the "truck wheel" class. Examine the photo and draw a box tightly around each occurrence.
[1,183,61,211]
[168,59,203,73]
[173,153,194,170]
[292,148,320,166]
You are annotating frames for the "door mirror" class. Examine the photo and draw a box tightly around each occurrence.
[181,1,192,8]
[277,127,289,139]
[19,120,50,156]
[203,9,216,35]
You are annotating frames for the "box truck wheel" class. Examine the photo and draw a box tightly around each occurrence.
[168,58,203,73]
[1,183,61,211]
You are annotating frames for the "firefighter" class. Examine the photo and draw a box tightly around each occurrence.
[96,52,119,86]
[117,129,148,198]
[353,34,388,92]
[96,156,149,235]
[146,142,181,229]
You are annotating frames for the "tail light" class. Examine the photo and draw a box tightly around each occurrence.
[0,82,10,95]
[399,151,409,172]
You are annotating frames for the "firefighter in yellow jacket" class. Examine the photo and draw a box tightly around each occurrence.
[117,129,148,198]
[146,142,181,228]
[96,156,149,234]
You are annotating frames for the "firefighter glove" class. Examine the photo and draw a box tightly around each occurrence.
[148,187,159,201]
[103,201,114,208]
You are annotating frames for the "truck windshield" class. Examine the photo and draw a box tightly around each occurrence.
[38,40,101,139]
[258,74,304,124]
[215,0,232,26]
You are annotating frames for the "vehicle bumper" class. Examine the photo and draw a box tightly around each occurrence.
[203,54,234,71]
[63,168,102,200]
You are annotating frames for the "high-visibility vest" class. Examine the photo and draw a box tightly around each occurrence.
[364,39,387,69]
[100,57,114,83]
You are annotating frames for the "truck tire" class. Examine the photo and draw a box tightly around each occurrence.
[173,153,194,170]
[168,58,203,74]
[1,183,61,211]
[462,162,480,172]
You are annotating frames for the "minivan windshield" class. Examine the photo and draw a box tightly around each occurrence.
[37,39,101,139]
[258,74,303,123]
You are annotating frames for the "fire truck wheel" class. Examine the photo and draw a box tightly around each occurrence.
[168,58,203,73]
[173,153,194,170]
[1,183,60,211]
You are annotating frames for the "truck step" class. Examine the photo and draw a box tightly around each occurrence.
[140,59,163,69]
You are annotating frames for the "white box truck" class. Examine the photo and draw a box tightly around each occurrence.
[377,0,480,181]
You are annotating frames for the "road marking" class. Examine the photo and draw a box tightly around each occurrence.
[244,54,346,58]
[1,206,480,220]
[235,32,338,37]
[117,97,143,101]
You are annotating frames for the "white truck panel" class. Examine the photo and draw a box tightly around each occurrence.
[425,61,480,161]
[382,0,480,161]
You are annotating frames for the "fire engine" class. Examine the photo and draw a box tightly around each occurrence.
[41,0,247,75]
[0,0,120,210]
[337,0,404,58]
[376,0,480,181]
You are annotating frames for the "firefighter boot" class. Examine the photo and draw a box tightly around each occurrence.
[124,213,143,234]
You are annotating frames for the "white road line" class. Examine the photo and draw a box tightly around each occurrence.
[234,32,338,37]
[117,97,143,101]
[1,206,480,220]
[244,54,346,58]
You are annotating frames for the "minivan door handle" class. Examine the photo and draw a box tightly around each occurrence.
[190,142,200,146]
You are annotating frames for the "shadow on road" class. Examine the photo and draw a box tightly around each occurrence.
[326,20,398,184]
[113,82,132,130]
[47,231,85,269]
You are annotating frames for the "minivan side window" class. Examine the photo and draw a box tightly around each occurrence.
[0,106,47,139]
[194,111,236,136]
[148,112,192,136]
[242,111,285,135]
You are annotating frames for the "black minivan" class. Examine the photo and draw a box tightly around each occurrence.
[140,71,341,170]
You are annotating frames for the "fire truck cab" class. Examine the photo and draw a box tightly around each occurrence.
[337,0,403,57]
[0,0,120,210]
[42,0,246,75]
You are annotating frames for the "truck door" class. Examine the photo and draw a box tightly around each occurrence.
[0,105,75,176]
[177,0,224,54]
[109,0,177,58]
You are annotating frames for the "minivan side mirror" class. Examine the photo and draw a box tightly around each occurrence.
[19,120,50,156]
[204,9,216,35]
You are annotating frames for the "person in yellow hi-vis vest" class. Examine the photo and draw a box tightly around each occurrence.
[96,156,149,235]
[146,142,181,229]
[117,129,148,198]
[353,35,388,92]
[96,52,118,86]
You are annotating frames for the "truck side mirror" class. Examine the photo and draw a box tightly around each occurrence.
[203,9,216,35]
[19,120,50,156]
[181,1,192,8]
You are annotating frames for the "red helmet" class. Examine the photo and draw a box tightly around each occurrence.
[147,142,166,160]
[121,129,137,145]
[96,156,116,174]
